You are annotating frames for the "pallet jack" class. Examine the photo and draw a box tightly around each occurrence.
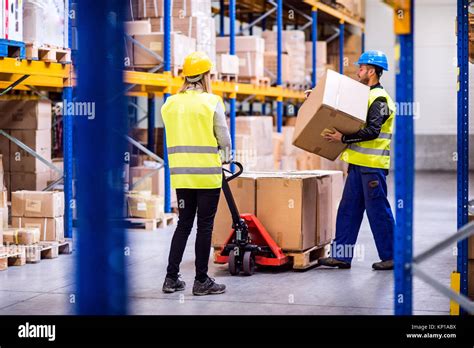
[214,161,290,276]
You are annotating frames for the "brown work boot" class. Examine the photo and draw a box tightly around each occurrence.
[372,260,394,270]
[318,257,351,269]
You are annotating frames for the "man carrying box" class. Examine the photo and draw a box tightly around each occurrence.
[319,51,395,271]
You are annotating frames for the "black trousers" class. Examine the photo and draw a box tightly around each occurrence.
[166,188,221,282]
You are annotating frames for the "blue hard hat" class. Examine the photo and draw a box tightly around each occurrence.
[356,50,389,71]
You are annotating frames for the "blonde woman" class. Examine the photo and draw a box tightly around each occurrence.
[161,52,231,296]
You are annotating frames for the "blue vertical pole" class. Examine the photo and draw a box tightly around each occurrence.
[311,8,318,88]
[362,30,365,53]
[248,13,254,35]
[229,0,236,172]
[163,0,171,213]
[219,0,225,36]
[394,0,415,315]
[457,0,469,309]
[262,102,266,115]
[339,20,345,75]
[147,97,155,151]
[63,0,74,239]
[76,0,127,314]
[276,0,283,133]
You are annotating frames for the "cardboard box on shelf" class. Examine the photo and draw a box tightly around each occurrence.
[0,100,52,130]
[10,172,51,194]
[293,69,368,160]
[12,216,64,242]
[23,0,65,48]
[10,129,52,173]
[12,191,64,218]
[133,32,196,67]
[264,52,291,82]
[262,30,305,53]
[236,51,264,79]
[216,36,265,54]
[216,54,239,75]
[305,41,327,72]
[137,0,212,19]
[127,192,164,219]
[256,174,332,251]
[3,227,41,245]
[235,116,273,157]
[125,20,152,35]
[0,133,10,172]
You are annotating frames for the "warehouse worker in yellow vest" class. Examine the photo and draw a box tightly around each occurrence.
[319,51,395,271]
[161,52,231,295]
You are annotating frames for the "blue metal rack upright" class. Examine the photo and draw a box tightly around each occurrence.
[148,97,155,151]
[311,7,318,88]
[229,0,236,172]
[339,20,345,75]
[394,0,415,315]
[163,0,172,213]
[75,0,128,314]
[456,0,470,310]
[276,0,283,133]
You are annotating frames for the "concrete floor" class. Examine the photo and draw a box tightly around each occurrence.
[0,172,471,315]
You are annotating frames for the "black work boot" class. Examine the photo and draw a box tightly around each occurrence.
[162,275,186,293]
[318,257,351,269]
[192,277,226,296]
[372,260,394,270]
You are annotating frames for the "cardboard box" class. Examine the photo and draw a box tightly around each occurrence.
[216,36,265,54]
[12,216,64,241]
[293,69,368,160]
[0,100,52,130]
[133,32,196,67]
[10,172,51,196]
[236,51,264,78]
[235,116,273,156]
[137,0,212,18]
[217,54,239,75]
[264,52,291,82]
[0,206,8,228]
[3,227,41,245]
[256,174,331,251]
[10,129,52,173]
[262,30,305,53]
[12,191,64,218]
[212,174,259,248]
[0,132,10,172]
[305,41,327,72]
[23,0,65,47]
[50,158,64,181]
[127,192,164,219]
[125,20,152,35]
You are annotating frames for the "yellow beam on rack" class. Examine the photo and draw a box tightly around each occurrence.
[303,0,365,29]
[0,57,70,78]
[124,71,305,101]
[0,73,65,89]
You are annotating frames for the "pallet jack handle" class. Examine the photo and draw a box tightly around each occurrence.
[222,162,244,227]
[223,161,243,182]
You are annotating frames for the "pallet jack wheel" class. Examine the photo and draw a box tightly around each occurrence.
[242,251,255,276]
[228,250,240,275]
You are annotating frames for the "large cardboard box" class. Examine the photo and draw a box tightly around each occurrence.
[127,192,164,219]
[256,174,333,251]
[0,100,52,130]
[0,132,10,172]
[12,191,64,218]
[133,32,196,67]
[10,172,51,193]
[3,227,40,245]
[10,129,51,173]
[293,69,368,160]
[212,174,259,248]
[12,216,64,241]
[216,36,265,54]
[137,0,212,18]
[216,54,239,75]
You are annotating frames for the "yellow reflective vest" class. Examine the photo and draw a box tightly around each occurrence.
[161,90,224,189]
[340,87,395,169]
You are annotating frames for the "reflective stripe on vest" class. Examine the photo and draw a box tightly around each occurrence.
[340,87,395,170]
[161,90,224,189]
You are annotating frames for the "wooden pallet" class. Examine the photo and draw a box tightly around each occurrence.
[0,39,26,59]
[0,246,26,271]
[25,44,71,63]
[127,213,178,231]
[239,76,271,87]
[25,242,60,263]
[286,244,330,270]
[218,73,238,83]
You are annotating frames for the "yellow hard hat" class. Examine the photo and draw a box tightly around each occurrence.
[182,51,213,77]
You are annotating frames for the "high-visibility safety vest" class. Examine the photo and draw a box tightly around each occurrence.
[340,87,396,169]
[161,90,224,189]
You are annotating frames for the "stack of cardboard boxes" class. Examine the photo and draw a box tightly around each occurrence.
[262,30,306,85]
[335,0,366,19]
[328,32,362,80]
[127,191,164,220]
[0,100,52,197]
[234,116,274,171]
[212,171,343,252]
[11,191,65,242]
[131,0,215,71]
[216,36,265,80]
[305,41,333,84]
